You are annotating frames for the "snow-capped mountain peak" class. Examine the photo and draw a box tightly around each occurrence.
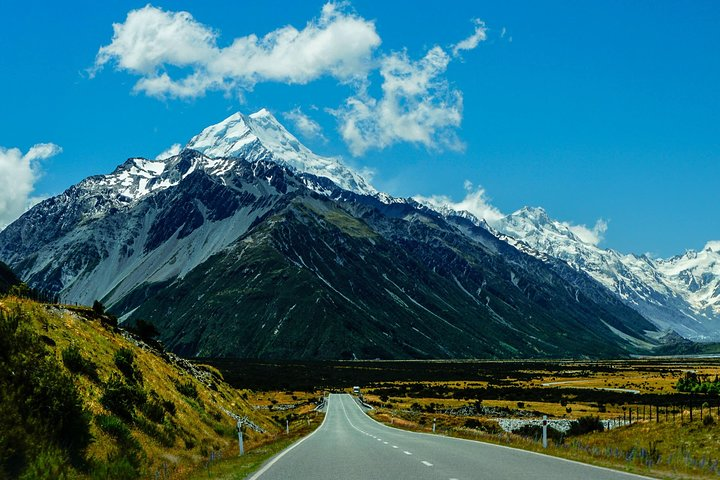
[497,206,587,247]
[185,109,375,196]
[421,196,719,340]
[69,109,377,212]
[495,208,720,340]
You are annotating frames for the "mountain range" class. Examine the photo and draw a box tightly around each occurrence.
[0,109,716,358]
[492,207,720,341]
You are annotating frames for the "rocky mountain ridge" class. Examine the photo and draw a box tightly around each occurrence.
[1,108,712,357]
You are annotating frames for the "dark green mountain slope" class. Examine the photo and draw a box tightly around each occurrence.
[0,261,20,293]
[119,176,657,359]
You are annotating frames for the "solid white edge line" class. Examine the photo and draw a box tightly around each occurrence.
[247,394,332,480]
[346,394,656,480]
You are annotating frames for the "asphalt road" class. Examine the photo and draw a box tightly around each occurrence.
[248,393,655,480]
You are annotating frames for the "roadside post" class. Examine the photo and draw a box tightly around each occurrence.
[221,408,265,457]
[286,419,289,435]
[542,415,548,449]
[237,420,244,456]
[433,418,436,433]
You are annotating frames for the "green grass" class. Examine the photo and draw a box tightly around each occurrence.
[0,295,280,479]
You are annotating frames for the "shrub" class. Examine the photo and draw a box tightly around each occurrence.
[175,379,199,400]
[142,396,166,424]
[62,345,99,381]
[464,418,502,433]
[0,308,92,477]
[114,348,142,384]
[90,454,140,480]
[567,415,604,436]
[96,415,134,446]
[135,416,175,448]
[464,418,482,429]
[162,399,177,416]
[18,448,72,480]
[100,314,118,330]
[92,416,142,479]
[92,300,105,315]
[703,414,715,426]
[101,374,146,421]
[512,424,565,444]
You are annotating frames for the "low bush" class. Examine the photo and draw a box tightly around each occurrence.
[62,345,99,381]
[567,415,604,436]
[96,415,134,446]
[17,447,72,480]
[512,424,565,444]
[90,455,139,480]
[142,392,166,424]
[135,416,175,448]
[0,308,92,478]
[463,418,502,434]
[162,399,177,416]
[175,379,199,400]
[101,374,146,421]
[114,348,142,384]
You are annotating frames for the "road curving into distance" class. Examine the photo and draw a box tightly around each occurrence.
[248,393,655,480]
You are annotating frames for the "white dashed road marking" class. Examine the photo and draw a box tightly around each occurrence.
[404,451,412,455]
[421,461,433,467]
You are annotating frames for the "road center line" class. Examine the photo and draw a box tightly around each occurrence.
[421,461,433,467]
[403,451,412,455]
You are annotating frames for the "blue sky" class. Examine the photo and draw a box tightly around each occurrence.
[0,1,718,257]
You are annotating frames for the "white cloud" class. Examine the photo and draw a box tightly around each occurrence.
[0,143,61,229]
[414,180,504,224]
[93,3,380,99]
[94,4,487,156]
[156,143,182,160]
[284,108,326,141]
[564,219,608,246]
[334,46,464,156]
[452,19,487,57]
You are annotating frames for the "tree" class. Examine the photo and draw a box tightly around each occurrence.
[132,319,159,341]
[92,300,105,315]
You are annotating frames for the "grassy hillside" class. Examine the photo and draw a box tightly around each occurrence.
[0,295,281,479]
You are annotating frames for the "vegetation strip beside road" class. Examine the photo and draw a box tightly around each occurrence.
[184,420,323,480]
[367,407,720,479]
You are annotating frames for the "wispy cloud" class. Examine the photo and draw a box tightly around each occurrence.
[332,19,487,156]
[452,19,487,57]
[92,3,380,99]
[414,180,505,224]
[284,107,327,141]
[564,219,608,246]
[156,143,182,160]
[333,46,465,156]
[0,143,62,229]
